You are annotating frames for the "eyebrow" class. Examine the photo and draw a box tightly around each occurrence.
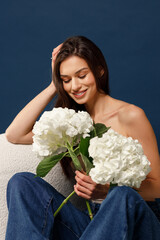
[60,67,89,77]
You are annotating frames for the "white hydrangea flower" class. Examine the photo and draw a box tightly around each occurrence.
[32,107,93,158]
[89,129,151,188]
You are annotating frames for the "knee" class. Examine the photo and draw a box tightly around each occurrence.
[103,186,143,208]
[111,186,142,199]
[8,172,35,188]
[7,172,35,200]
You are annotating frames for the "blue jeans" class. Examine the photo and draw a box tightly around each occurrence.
[5,172,160,240]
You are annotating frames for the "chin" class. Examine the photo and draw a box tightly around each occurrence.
[73,99,87,105]
[68,94,86,105]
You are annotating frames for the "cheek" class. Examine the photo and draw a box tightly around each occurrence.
[63,83,70,93]
[87,76,97,88]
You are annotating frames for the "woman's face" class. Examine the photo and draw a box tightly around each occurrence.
[60,56,99,106]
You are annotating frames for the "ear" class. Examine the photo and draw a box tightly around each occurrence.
[100,68,104,77]
[98,66,104,77]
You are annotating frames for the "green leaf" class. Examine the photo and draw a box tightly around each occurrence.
[67,145,82,171]
[36,152,67,177]
[80,153,93,175]
[94,123,110,138]
[79,137,93,165]
[79,137,90,157]
[89,128,97,138]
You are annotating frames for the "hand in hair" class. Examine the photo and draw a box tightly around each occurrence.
[51,43,63,71]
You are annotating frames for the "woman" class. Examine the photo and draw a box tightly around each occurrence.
[5,36,160,239]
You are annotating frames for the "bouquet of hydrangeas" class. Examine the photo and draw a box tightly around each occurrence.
[33,107,151,219]
[32,107,97,176]
[89,129,151,188]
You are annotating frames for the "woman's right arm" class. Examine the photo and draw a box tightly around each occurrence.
[5,44,62,144]
[5,82,57,144]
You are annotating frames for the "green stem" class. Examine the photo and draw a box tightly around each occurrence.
[53,141,93,220]
[67,142,82,171]
[53,190,75,218]
[53,190,93,221]
[85,200,93,220]
[74,146,79,152]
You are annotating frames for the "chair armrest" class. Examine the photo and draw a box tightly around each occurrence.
[0,134,84,240]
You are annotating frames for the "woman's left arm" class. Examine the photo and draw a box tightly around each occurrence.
[125,105,160,201]
[74,105,160,201]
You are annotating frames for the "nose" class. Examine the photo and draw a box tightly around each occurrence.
[71,78,81,92]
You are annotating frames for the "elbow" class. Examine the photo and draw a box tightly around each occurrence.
[5,129,20,144]
[5,129,33,144]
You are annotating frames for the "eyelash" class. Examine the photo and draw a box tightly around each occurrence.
[63,79,71,84]
[62,74,87,83]
[79,74,86,79]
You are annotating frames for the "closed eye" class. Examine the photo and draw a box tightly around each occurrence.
[78,74,87,79]
[61,78,71,83]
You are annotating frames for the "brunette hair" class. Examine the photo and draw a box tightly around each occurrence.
[53,35,110,111]
[52,36,110,177]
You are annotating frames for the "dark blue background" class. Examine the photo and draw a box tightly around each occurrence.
[0,0,160,149]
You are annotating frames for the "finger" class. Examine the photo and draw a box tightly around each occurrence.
[52,50,59,57]
[52,43,63,54]
[75,171,95,184]
[52,48,59,55]
[51,45,62,62]
[51,51,58,62]
[75,183,92,196]
[54,43,63,51]
[74,185,91,200]
[75,175,96,194]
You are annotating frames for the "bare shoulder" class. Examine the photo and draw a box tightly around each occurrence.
[103,96,152,139]
[118,103,146,125]
[118,102,156,143]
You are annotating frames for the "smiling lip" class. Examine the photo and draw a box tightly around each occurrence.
[73,90,87,98]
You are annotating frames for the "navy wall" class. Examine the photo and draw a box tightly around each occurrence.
[0,0,160,148]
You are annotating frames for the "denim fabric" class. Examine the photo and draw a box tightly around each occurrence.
[146,200,160,222]
[5,172,160,240]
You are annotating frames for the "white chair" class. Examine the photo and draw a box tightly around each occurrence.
[0,133,84,240]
